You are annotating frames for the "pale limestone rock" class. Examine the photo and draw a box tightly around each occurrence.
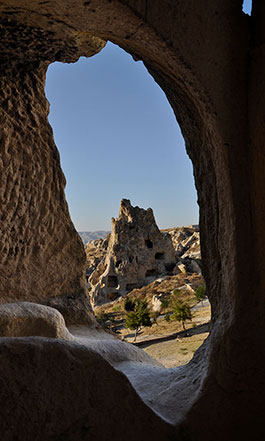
[176,263,187,274]
[0,2,264,439]
[89,199,176,307]
[0,302,72,339]
[165,227,201,274]
[85,235,109,280]
[177,284,196,295]
[152,294,163,312]
[181,232,201,259]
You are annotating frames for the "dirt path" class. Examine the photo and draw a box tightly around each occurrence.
[122,303,211,367]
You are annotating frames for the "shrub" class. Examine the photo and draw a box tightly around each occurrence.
[172,288,181,296]
[124,297,135,312]
[112,304,121,313]
[96,311,115,329]
[171,299,192,331]
[195,284,207,304]
[124,299,152,341]
[160,298,169,309]
[171,290,192,331]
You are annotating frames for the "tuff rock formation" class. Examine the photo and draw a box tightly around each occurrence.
[165,226,201,274]
[165,226,200,258]
[85,235,109,280]
[0,1,265,440]
[85,225,201,283]
[89,199,176,307]
[0,302,72,339]
[0,338,174,441]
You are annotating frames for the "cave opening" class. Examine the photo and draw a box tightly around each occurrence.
[145,269,157,277]
[45,41,209,370]
[107,275,118,288]
[45,42,199,234]
[0,1,256,435]
[242,0,252,15]
[145,239,153,249]
[155,252,164,260]
[126,283,138,291]
[115,259,122,268]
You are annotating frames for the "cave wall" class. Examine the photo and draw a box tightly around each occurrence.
[0,15,106,323]
[0,0,264,439]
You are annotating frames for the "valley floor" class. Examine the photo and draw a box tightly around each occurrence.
[68,301,211,424]
[124,301,211,367]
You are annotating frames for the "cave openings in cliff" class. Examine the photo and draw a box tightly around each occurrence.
[45,41,208,368]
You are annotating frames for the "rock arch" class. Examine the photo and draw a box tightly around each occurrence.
[0,1,264,440]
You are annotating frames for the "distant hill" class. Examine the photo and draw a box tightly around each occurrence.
[79,231,110,245]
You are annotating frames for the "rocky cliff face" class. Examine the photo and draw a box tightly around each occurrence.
[0,1,263,439]
[88,199,176,307]
[0,62,95,325]
[85,235,110,280]
[164,226,201,274]
[86,218,201,306]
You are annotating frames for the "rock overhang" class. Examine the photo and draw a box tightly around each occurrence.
[0,3,106,64]
[0,0,264,439]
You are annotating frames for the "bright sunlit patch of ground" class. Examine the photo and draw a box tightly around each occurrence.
[142,328,209,368]
[121,301,211,367]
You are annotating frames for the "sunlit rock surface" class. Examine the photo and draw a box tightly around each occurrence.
[0,302,72,339]
[0,0,265,439]
[89,199,176,307]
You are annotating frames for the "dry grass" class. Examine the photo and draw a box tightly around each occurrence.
[94,274,210,368]
[142,330,209,368]
[139,303,210,366]
[95,272,204,316]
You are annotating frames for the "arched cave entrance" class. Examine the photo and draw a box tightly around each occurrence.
[45,42,199,234]
[45,41,208,368]
[0,1,260,440]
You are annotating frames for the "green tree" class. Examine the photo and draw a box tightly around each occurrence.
[171,292,192,331]
[160,298,169,309]
[124,299,152,341]
[195,284,207,305]
[124,297,135,312]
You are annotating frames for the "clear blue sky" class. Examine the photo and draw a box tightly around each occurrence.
[45,44,197,231]
[45,0,252,232]
[242,0,252,14]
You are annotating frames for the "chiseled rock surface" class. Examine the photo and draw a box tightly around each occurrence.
[0,302,72,339]
[0,54,98,325]
[0,300,161,368]
[164,226,200,258]
[85,235,109,279]
[0,338,174,441]
[69,325,161,367]
[44,291,96,326]
[89,199,176,307]
[0,1,264,440]
[164,226,201,274]
[85,225,202,290]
